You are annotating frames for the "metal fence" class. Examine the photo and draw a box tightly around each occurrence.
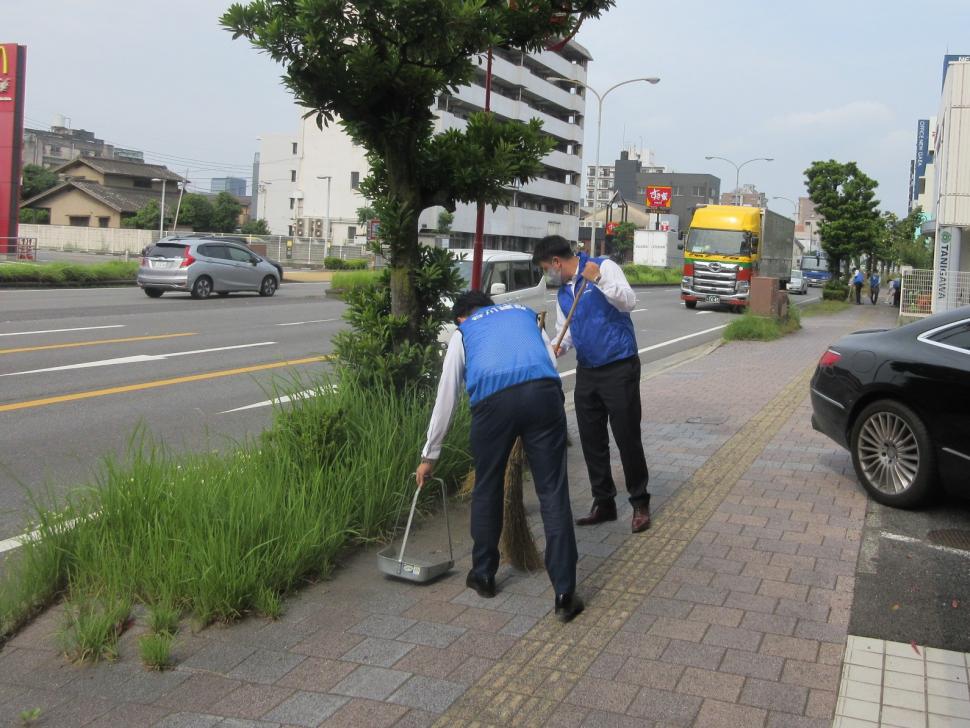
[900,269,970,316]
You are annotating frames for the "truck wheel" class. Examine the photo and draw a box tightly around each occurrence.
[685,300,697,309]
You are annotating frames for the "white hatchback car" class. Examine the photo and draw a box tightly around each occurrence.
[439,248,549,341]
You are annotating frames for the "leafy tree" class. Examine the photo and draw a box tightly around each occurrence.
[240,218,270,235]
[610,221,636,261]
[356,205,377,226]
[437,210,455,233]
[885,207,933,269]
[211,191,242,233]
[123,200,169,230]
[176,194,215,231]
[804,160,881,280]
[223,0,613,353]
[19,208,50,224]
[21,164,59,200]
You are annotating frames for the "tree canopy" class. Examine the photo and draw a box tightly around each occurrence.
[804,160,881,279]
[222,0,615,346]
[21,164,59,200]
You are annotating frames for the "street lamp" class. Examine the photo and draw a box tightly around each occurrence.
[704,156,773,206]
[547,75,661,257]
[771,196,797,217]
[259,181,272,221]
[316,175,332,258]
[151,177,167,238]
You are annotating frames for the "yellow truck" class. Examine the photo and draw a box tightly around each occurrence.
[679,205,795,312]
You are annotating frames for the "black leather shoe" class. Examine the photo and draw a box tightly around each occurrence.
[575,501,617,526]
[555,593,585,623]
[465,570,496,599]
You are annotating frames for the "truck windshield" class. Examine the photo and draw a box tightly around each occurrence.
[686,229,749,256]
[800,255,827,272]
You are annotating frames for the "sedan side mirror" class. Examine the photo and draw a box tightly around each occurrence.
[490,282,507,296]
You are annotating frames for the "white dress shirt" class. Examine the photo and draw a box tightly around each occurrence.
[554,258,638,354]
[420,327,558,461]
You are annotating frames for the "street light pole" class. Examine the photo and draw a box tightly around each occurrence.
[771,196,797,217]
[704,156,773,206]
[316,175,332,259]
[151,177,167,238]
[548,75,660,257]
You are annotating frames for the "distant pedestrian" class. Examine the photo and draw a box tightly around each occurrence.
[852,269,863,304]
[890,277,901,307]
[415,291,584,623]
[869,272,881,304]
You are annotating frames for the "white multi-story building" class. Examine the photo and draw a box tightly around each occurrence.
[257,41,592,251]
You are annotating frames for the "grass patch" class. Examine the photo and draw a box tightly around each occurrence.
[139,633,174,671]
[0,374,471,647]
[59,596,131,663]
[621,264,682,285]
[0,261,138,284]
[802,299,852,317]
[724,305,801,342]
[148,603,180,636]
[330,270,382,292]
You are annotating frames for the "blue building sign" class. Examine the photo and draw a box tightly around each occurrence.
[914,119,929,201]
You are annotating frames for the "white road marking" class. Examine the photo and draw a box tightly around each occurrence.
[0,513,95,555]
[880,531,970,559]
[632,308,648,313]
[275,319,338,327]
[0,342,276,377]
[696,311,713,315]
[0,325,125,338]
[559,324,727,379]
[220,388,321,413]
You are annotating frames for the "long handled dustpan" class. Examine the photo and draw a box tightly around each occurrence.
[377,478,454,583]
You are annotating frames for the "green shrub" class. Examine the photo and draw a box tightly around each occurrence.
[822,280,849,301]
[330,270,382,291]
[621,264,682,285]
[325,257,369,270]
[0,261,137,284]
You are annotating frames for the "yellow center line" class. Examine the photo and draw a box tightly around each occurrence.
[0,356,333,414]
[0,332,198,355]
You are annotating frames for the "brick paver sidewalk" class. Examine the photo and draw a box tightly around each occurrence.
[0,303,908,727]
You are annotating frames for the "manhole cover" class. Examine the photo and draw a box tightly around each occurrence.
[686,416,728,425]
[927,529,970,551]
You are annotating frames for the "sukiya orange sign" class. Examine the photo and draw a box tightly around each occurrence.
[0,44,26,253]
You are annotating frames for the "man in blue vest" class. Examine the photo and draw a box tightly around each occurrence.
[415,291,583,622]
[533,235,652,534]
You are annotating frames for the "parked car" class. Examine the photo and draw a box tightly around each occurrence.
[787,269,808,295]
[138,239,281,299]
[810,306,970,507]
[438,249,549,341]
[179,234,285,282]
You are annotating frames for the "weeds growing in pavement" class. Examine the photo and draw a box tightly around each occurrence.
[147,603,180,636]
[59,596,131,663]
[0,373,471,649]
[801,299,852,316]
[139,633,174,671]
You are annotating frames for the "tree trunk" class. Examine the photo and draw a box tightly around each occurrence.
[384,145,423,342]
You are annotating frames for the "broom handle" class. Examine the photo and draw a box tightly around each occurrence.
[553,278,588,356]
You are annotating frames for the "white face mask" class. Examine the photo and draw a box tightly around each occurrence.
[545,262,563,287]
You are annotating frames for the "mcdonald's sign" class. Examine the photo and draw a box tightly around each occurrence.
[0,44,26,253]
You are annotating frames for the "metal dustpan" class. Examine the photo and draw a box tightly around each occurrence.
[377,477,454,583]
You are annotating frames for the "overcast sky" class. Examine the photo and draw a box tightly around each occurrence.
[11,0,970,215]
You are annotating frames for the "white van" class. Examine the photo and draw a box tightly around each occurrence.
[440,249,549,341]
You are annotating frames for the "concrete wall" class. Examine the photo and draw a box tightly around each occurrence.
[20,223,156,254]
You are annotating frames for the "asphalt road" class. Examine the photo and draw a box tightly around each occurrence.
[0,281,820,543]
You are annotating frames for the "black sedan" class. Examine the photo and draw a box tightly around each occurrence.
[810,306,970,508]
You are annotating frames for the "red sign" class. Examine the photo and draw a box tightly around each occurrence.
[646,185,673,210]
[0,44,26,254]
[605,221,619,236]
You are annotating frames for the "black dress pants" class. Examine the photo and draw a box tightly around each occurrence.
[574,355,650,507]
[468,379,577,596]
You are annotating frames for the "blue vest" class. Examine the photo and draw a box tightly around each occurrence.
[558,254,637,369]
[459,304,559,405]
